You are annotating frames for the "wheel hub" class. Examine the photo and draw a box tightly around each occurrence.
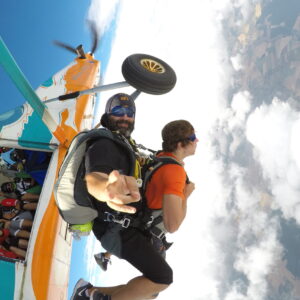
[140,59,165,74]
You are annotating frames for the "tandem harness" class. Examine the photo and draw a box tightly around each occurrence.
[141,155,190,242]
[102,211,152,229]
[101,155,189,237]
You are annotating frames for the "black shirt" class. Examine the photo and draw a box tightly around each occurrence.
[85,138,131,176]
[84,137,133,224]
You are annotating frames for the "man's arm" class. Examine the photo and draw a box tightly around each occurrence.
[20,193,39,202]
[163,194,187,233]
[85,170,140,214]
[162,182,195,233]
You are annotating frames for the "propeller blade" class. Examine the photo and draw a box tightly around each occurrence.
[53,21,99,57]
[88,21,99,55]
[53,40,78,55]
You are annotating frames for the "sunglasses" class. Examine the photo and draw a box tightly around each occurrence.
[110,106,135,118]
[187,133,197,142]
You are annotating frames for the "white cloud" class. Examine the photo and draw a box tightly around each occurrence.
[233,199,282,299]
[234,233,282,300]
[246,98,300,223]
[231,91,251,119]
[230,54,243,71]
[87,0,119,35]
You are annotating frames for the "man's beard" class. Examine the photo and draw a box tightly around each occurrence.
[107,118,135,138]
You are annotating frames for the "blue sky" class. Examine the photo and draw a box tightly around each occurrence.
[1,0,118,298]
[0,0,114,113]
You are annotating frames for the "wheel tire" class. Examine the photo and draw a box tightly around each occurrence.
[122,54,177,95]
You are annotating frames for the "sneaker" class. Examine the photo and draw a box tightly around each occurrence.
[94,253,111,271]
[90,290,111,300]
[70,278,93,300]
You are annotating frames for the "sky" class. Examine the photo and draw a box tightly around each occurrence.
[2,0,300,300]
[0,1,92,112]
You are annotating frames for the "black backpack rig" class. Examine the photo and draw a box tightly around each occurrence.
[54,128,137,232]
[138,154,189,243]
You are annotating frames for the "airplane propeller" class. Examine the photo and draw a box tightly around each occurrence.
[53,41,78,55]
[53,21,99,58]
[89,20,98,55]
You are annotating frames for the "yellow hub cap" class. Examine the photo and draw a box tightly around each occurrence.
[140,58,165,73]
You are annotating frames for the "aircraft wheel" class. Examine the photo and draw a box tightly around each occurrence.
[122,54,177,95]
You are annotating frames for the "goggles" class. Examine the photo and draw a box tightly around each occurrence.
[110,105,135,118]
[187,133,197,142]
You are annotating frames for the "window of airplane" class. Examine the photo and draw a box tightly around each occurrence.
[0,147,52,261]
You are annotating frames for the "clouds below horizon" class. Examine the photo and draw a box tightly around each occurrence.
[247,99,300,223]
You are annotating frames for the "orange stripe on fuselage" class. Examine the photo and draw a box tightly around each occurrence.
[65,54,99,132]
[31,148,66,300]
[31,54,100,300]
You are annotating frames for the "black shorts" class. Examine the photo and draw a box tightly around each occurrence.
[93,220,173,285]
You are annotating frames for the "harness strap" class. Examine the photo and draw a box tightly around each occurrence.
[135,143,156,154]
[150,226,165,240]
[103,211,152,230]
[104,212,132,228]
[150,215,163,227]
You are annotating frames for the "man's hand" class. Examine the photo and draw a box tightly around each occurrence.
[105,170,140,213]
[85,170,140,214]
[184,182,195,199]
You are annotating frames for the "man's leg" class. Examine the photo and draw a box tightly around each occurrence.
[91,229,172,300]
[68,224,172,299]
[90,276,168,300]
[90,284,125,295]
[70,251,171,300]
[18,238,28,249]
[10,246,26,258]
[20,219,33,229]
[23,202,37,210]
[15,229,30,239]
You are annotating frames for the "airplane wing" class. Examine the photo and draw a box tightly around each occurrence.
[0,35,100,300]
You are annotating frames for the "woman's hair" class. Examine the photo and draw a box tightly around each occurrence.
[162,120,194,152]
